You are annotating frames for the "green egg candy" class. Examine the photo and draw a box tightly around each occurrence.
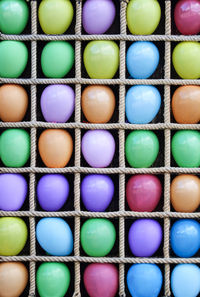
[0,0,29,34]
[83,41,119,79]
[0,217,28,256]
[41,41,74,78]
[172,130,200,168]
[172,42,200,79]
[81,218,116,257]
[0,129,30,167]
[37,263,70,297]
[125,130,159,168]
[0,41,28,78]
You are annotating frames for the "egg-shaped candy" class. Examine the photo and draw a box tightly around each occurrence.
[0,174,27,211]
[38,129,73,168]
[0,262,28,297]
[0,217,28,256]
[36,218,73,256]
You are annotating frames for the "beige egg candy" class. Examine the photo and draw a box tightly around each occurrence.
[0,84,28,122]
[82,85,115,123]
[38,129,73,168]
[0,262,28,297]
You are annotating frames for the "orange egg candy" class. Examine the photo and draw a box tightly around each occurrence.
[171,175,200,212]
[172,86,200,124]
[0,262,28,297]
[38,129,73,168]
[81,85,115,123]
[0,84,28,122]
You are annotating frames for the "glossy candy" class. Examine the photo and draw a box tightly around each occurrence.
[127,42,159,79]
[36,218,73,256]
[82,130,115,168]
[84,264,118,297]
[174,0,200,35]
[37,263,70,297]
[128,219,162,257]
[83,0,116,34]
[125,85,161,124]
[40,84,75,123]
[172,42,200,79]
[126,175,162,212]
[0,129,30,167]
[170,219,200,258]
[38,129,73,168]
[172,130,200,167]
[171,264,200,297]
[127,264,163,297]
[81,174,114,212]
[83,41,119,79]
[38,0,73,34]
[0,262,28,297]
[82,85,115,123]
[37,174,69,211]
[0,217,28,256]
[0,84,28,122]
[127,0,161,35]
[0,41,28,78]
[171,175,200,212]
[125,131,159,168]
[0,174,27,211]
[81,218,116,256]
[172,86,200,124]
[0,0,29,34]
[41,41,74,78]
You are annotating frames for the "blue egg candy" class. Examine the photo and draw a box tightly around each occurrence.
[171,264,200,297]
[126,41,159,79]
[170,219,200,258]
[127,264,163,297]
[36,218,73,256]
[125,85,161,124]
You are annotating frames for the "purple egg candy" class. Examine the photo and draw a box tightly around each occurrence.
[128,219,162,257]
[82,130,115,168]
[81,174,114,211]
[0,174,27,211]
[83,0,116,34]
[40,84,75,123]
[37,174,69,211]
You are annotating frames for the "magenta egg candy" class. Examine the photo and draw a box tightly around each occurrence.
[37,174,69,211]
[40,84,75,123]
[126,175,162,212]
[0,174,27,211]
[82,0,116,34]
[84,263,118,297]
[81,130,115,168]
[128,219,162,257]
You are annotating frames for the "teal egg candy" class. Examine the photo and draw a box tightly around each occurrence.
[171,264,200,297]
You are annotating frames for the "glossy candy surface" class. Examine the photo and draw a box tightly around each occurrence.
[36,218,73,256]
[125,131,159,168]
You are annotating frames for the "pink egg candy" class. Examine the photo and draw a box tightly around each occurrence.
[126,175,162,212]
[84,263,118,297]
[83,0,116,34]
[40,84,75,123]
[82,130,115,168]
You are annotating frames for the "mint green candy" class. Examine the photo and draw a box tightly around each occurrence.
[0,41,28,78]
[125,130,159,168]
[0,129,30,167]
[41,41,74,78]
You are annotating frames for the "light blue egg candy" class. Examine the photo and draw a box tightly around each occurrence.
[125,85,161,124]
[171,219,200,258]
[126,41,159,79]
[36,218,73,256]
[171,264,200,297]
[127,264,163,297]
